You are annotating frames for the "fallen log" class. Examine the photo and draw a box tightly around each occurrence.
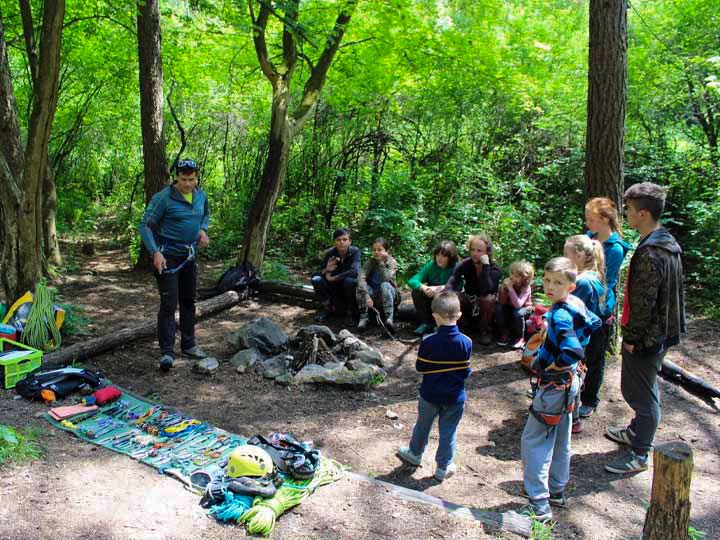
[660,359,720,408]
[44,291,241,365]
[257,280,418,321]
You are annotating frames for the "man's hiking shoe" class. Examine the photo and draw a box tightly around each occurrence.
[579,405,595,418]
[397,446,422,466]
[604,451,649,474]
[517,503,552,523]
[521,489,567,509]
[434,462,457,481]
[181,346,208,359]
[159,354,175,371]
[605,426,633,446]
[414,323,433,336]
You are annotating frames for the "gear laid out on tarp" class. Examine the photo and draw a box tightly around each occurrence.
[44,385,344,536]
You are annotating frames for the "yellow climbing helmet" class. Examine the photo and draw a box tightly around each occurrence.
[227,445,274,478]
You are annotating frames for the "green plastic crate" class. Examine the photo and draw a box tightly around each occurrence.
[0,338,42,389]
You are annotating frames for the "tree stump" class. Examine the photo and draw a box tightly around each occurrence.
[642,441,693,540]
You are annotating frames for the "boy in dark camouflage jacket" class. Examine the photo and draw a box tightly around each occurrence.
[604,182,686,474]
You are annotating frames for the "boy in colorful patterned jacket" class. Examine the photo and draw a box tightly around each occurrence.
[519,257,600,522]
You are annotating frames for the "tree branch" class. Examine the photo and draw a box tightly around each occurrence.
[291,0,358,136]
[249,0,277,83]
[281,0,299,77]
[19,0,38,88]
[63,14,135,34]
[167,85,187,171]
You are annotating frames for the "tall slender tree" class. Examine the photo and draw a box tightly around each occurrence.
[0,1,65,301]
[136,0,168,268]
[240,0,358,269]
[584,0,628,208]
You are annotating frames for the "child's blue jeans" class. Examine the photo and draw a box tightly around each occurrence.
[409,395,465,468]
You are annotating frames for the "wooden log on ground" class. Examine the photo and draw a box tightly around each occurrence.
[257,280,419,321]
[44,291,241,364]
[660,359,720,407]
[346,472,531,537]
[642,441,693,540]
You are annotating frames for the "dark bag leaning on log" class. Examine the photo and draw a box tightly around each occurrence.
[197,263,260,300]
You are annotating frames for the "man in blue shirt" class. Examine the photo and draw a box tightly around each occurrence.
[139,159,210,371]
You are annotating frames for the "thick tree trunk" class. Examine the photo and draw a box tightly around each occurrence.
[44,290,240,364]
[43,162,62,266]
[0,2,64,301]
[584,0,627,209]
[241,81,292,270]
[136,0,168,270]
[643,442,693,540]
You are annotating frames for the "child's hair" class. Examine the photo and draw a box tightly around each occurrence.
[585,197,622,236]
[544,257,577,284]
[333,227,350,239]
[431,291,462,320]
[624,182,667,221]
[433,240,459,267]
[466,233,494,262]
[373,237,390,251]
[509,260,534,288]
[565,235,606,284]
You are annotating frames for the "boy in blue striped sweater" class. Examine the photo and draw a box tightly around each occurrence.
[397,291,473,481]
[520,257,600,522]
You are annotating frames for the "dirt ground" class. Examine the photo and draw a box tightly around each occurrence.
[1,243,718,540]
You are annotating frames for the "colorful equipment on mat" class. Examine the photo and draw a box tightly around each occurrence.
[247,432,320,480]
[82,386,122,406]
[227,445,274,478]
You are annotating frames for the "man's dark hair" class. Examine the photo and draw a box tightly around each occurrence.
[333,228,350,240]
[624,182,667,221]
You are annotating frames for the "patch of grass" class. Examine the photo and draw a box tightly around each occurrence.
[530,517,555,540]
[0,425,43,466]
[688,526,707,540]
[261,259,302,284]
[369,372,386,386]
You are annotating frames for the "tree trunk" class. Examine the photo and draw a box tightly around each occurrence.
[0,2,65,301]
[43,161,62,266]
[241,80,292,269]
[642,442,693,540]
[584,0,628,209]
[135,0,168,270]
[43,290,241,364]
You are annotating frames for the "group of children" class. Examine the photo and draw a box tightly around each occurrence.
[394,182,685,524]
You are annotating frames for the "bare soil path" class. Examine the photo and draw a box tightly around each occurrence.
[1,242,718,540]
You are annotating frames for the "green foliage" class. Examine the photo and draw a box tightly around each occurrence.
[0,425,43,466]
[529,516,555,540]
[688,526,707,540]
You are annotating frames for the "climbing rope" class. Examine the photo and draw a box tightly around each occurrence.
[21,281,62,351]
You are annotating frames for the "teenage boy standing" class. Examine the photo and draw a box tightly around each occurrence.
[605,182,685,474]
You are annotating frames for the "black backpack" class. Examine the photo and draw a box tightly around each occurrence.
[15,366,105,401]
[197,263,260,300]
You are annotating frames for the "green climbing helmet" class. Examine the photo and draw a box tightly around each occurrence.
[227,445,274,478]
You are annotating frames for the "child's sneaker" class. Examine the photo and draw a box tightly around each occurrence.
[604,451,649,474]
[496,333,510,346]
[397,446,422,466]
[434,462,457,481]
[578,405,595,418]
[521,489,567,509]
[517,503,552,523]
[511,338,526,350]
[571,420,583,434]
[605,426,633,446]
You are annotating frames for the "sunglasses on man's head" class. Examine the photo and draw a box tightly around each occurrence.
[177,159,198,172]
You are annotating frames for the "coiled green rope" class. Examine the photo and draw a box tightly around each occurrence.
[21,281,61,351]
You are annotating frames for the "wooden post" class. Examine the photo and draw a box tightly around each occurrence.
[643,441,693,540]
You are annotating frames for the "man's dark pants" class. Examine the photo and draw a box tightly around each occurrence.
[156,255,197,358]
[311,275,357,316]
[620,346,667,454]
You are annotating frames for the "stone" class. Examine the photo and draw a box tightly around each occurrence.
[295,325,337,345]
[294,361,384,388]
[230,349,262,373]
[227,317,288,356]
[193,357,219,375]
[257,354,291,379]
[274,373,295,386]
[350,348,385,367]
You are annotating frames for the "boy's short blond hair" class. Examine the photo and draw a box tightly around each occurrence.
[431,291,462,320]
[544,257,577,284]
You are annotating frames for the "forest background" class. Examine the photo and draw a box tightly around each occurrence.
[1,0,718,318]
